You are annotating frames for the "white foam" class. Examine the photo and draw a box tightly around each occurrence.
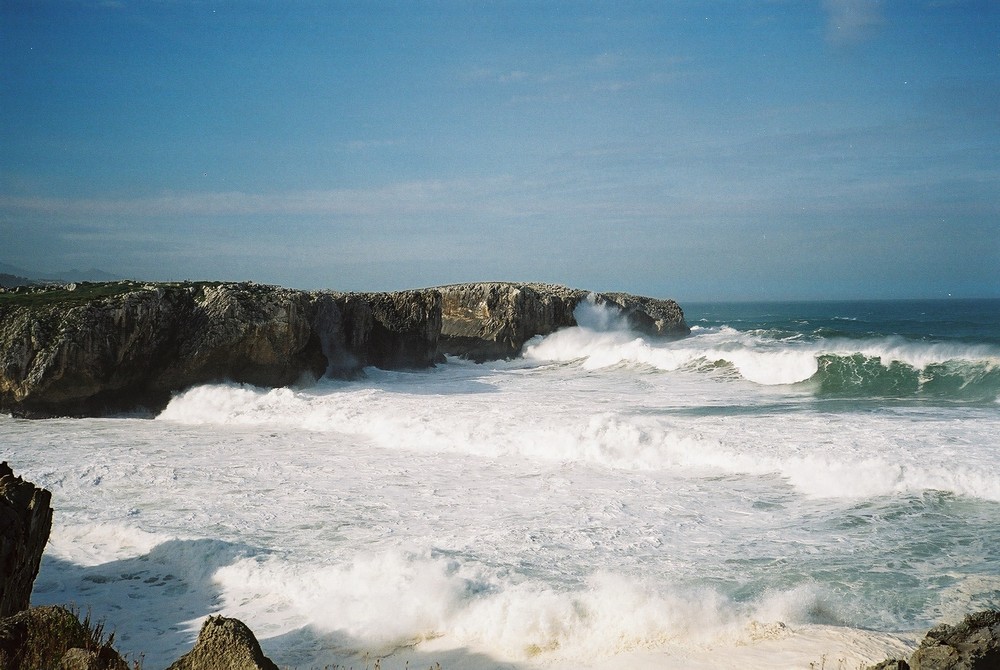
[524,303,1000,386]
[211,548,888,664]
[44,523,168,567]
[6,313,998,669]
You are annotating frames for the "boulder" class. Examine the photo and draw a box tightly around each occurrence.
[166,615,279,670]
[0,462,52,618]
[60,647,127,670]
[867,660,910,670]
[909,610,1000,670]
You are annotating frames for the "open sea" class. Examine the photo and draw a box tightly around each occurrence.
[4,298,999,669]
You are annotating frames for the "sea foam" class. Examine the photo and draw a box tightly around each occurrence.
[9,299,1000,669]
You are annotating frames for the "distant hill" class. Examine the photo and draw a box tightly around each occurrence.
[0,272,34,288]
[0,261,123,284]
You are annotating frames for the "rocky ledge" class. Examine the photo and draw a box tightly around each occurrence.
[0,280,688,417]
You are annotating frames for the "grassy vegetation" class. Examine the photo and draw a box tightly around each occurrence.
[0,605,139,670]
[0,281,228,310]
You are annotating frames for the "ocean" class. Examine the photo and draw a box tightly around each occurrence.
[4,298,999,669]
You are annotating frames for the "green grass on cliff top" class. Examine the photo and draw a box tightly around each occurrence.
[0,281,225,309]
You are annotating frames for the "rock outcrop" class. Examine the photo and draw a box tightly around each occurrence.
[0,280,688,417]
[166,615,279,670]
[0,462,53,619]
[0,605,127,670]
[866,610,1000,670]
[0,282,442,416]
[909,610,1000,669]
[437,282,689,361]
[0,282,331,417]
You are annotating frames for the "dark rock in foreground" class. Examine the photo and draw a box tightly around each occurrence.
[0,605,127,670]
[0,461,52,619]
[866,610,1000,670]
[166,615,279,670]
[910,610,1000,669]
[869,661,911,670]
[0,280,688,417]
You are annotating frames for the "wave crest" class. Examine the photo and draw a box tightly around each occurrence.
[812,354,1000,401]
[523,303,1000,400]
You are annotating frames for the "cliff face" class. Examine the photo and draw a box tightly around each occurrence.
[437,282,689,361]
[334,290,442,371]
[0,283,331,417]
[0,462,52,619]
[0,280,687,417]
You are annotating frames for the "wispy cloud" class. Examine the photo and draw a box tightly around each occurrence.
[823,0,884,45]
[466,52,688,103]
[0,178,520,219]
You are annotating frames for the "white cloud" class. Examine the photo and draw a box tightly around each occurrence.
[823,0,884,45]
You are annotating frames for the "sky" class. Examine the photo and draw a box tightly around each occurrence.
[1,0,998,301]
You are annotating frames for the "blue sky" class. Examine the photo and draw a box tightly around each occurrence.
[2,0,998,300]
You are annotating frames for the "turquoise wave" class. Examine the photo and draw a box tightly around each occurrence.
[810,354,1000,402]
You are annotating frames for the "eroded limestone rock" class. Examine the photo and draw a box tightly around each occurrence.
[437,282,689,361]
[0,462,52,619]
[909,610,1000,670]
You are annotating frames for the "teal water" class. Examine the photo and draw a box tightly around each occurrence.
[685,299,1000,344]
[683,299,1000,404]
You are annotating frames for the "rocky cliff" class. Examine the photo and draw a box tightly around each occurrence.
[0,280,688,417]
[0,462,52,619]
[437,282,689,361]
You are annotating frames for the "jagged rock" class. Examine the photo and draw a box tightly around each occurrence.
[436,282,689,361]
[166,615,278,670]
[909,610,1000,670]
[595,291,689,338]
[0,606,126,670]
[0,462,52,618]
[334,290,443,370]
[60,647,128,670]
[867,659,910,670]
[437,283,582,361]
[160,283,328,390]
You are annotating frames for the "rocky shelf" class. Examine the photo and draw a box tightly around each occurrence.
[0,280,690,418]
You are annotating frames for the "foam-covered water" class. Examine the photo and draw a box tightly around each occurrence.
[4,298,999,669]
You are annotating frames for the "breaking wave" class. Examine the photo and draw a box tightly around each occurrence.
[523,300,1000,401]
[811,354,1000,401]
